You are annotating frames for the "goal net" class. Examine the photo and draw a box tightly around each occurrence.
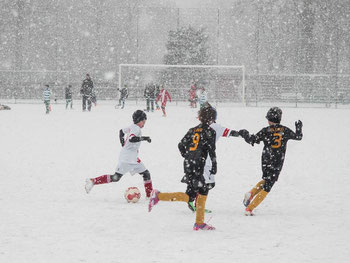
[0,70,69,101]
[118,64,245,104]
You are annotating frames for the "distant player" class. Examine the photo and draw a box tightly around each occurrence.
[116,84,128,109]
[43,84,51,114]
[85,110,154,198]
[156,85,171,117]
[149,106,217,231]
[239,107,303,215]
[187,102,242,213]
[197,87,208,109]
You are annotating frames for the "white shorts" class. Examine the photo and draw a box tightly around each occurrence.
[116,161,146,175]
[203,164,215,184]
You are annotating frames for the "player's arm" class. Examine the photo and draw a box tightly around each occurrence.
[239,129,263,146]
[286,121,303,141]
[207,130,217,174]
[129,136,151,143]
[119,129,125,146]
[178,130,192,158]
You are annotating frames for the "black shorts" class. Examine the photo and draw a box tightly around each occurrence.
[262,164,282,192]
[181,161,208,201]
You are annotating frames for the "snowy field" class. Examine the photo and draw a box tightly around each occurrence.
[1,102,349,263]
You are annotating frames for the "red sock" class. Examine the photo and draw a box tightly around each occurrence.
[144,180,153,197]
[92,175,111,185]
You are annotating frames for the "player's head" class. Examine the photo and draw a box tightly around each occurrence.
[45,84,49,89]
[198,103,217,125]
[266,107,282,124]
[86,73,90,79]
[133,110,147,127]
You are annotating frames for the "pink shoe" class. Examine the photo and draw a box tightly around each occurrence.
[193,223,216,231]
[148,189,160,212]
[245,207,254,216]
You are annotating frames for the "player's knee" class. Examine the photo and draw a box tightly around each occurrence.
[111,173,123,182]
[140,170,151,181]
[198,187,209,196]
[262,180,275,192]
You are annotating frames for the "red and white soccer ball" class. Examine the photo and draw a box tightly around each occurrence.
[124,187,141,203]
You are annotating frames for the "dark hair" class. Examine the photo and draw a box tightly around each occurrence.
[198,104,217,124]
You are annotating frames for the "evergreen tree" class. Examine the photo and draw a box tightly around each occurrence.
[164,26,210,65]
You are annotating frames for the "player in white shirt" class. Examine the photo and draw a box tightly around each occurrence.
[85,110,153,198]
[187,103,242,212]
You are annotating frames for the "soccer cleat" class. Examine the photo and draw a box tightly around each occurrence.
[148,189,160,212]
[85,179,94,194]
[193,223,216,231]
[243,191,253,207]
[244,207,254,216]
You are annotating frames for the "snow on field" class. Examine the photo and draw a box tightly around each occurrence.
[1,102,349,263]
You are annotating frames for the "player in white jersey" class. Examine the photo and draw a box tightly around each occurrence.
[85,110,153,198]
[187,103,242,212]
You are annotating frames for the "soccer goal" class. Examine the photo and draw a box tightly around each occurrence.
[0,70,69,102]
[118,64,246,104]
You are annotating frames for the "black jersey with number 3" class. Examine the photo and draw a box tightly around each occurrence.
[178,123,216,168]
[251,124,302,166]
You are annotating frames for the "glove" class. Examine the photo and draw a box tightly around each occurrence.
[141,136,151,143]
[120,138,125,146]
[238,129,249,138]
[295,120,303,131]
[210,161,217,175]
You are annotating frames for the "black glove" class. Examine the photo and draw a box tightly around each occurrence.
[141,136,151,143]
[295,120,303,131]
[210,161,217,175]
[239,129,249,138]
[229,130,239,137]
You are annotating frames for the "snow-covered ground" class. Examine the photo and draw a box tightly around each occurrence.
[1,102,349,263]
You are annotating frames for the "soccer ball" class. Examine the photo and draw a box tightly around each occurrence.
[124,187,141,203]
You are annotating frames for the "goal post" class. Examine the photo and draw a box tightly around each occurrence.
[118,64,246,104]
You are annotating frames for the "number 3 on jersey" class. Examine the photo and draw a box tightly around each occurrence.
[190,133,200,151]
[272,133,282,148]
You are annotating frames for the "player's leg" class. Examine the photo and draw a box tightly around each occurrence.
[85,172,123,194]
[139,169,153,198]
[161,105,166,117]
[194,187,215,230]
[151,99,154,112]
[146,98,150,112]
[82,96,86,111]
[245,169,280,215]
[87,98,92,111]
[243,179,265,207]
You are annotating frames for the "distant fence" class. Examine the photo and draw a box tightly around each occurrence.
[1,70,349,107]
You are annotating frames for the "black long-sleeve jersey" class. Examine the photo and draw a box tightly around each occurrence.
[245,124,302,168]
[178,123,216,172]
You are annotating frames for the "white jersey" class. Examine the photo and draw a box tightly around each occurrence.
[118,124,142,164]
[203,122,231,184]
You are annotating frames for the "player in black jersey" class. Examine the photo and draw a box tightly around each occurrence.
[148,106,217,231]
[239,107,303,216]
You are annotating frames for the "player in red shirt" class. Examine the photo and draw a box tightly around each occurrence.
[156,86,172,117]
